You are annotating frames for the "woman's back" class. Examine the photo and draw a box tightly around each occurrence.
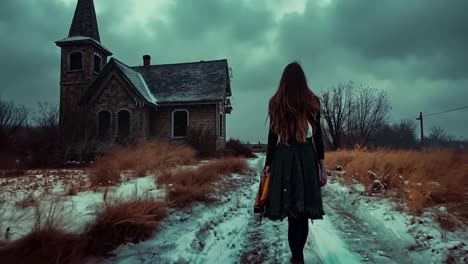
[261,62,327,263]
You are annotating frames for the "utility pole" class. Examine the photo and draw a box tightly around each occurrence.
[416,112,424,143]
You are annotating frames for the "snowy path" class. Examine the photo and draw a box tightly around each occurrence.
[98,156,430,264]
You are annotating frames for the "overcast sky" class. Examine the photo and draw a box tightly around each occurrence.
[0,0,467,142]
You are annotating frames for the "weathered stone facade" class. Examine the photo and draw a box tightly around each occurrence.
[90,73,150,141]
[56,0,231,150]
[150,104,225,150]
[59,44,108,121]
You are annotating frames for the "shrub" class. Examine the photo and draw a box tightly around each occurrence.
[225,138,256,158]
[84,196,167,256]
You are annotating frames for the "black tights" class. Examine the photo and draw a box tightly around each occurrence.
[288,216,309,261]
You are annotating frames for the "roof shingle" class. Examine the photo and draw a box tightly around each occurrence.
[113,59,158,104]
[132,60,229,103]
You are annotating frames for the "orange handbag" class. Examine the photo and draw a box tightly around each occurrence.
[254,171,270,213]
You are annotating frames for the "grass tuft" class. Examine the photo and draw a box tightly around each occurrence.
[0,228,86,264]
[84,196,167,256]
[157,158,249,208]
[89,141,197,187]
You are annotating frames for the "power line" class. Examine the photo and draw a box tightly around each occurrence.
[397,105,468,121]
[423,105,468,118]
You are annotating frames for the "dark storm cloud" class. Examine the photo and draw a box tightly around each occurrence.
[0,0,72,105]
[329,0,468,80]
[276,0,468,81]
[0,0,466,141]
[272,0,468,139]
[168,0,275,45]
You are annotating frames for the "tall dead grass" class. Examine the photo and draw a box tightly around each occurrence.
[157,158,249,208]
[0,195,168,262]
[85,196,167,256]
[0,200,87,264]
[0,155,249,262]
[326,148,468,215]
[89,141,197,186]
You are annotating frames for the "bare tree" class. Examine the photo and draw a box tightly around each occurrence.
[428,126,448,142]
[0,96,28,138]
[33,102,59,129]
[372,119,418,149]
[346,85,391,147]
[319,82,353,150]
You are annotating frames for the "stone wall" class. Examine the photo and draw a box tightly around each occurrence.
[150,104,226,150]
[59,44,108,120]
[90,74,150,141]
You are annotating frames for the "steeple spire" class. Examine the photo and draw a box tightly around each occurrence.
[68,0,101,42]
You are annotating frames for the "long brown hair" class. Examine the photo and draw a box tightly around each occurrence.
[268,62,320,144]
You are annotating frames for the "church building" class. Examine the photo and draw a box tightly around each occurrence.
[55,0,232,150]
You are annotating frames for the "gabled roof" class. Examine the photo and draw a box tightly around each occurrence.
[132,59,230,103]
[113,59,158,104]
[82,58,230,106]
[68,0,101,42]
[81,58,157,106]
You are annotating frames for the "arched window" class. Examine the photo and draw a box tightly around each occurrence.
[97,110,112,137]
[117,109,130,138]
[172,109,189,138]
[219,113,223,138]
[69,52,83,70]
[94,54,102,73]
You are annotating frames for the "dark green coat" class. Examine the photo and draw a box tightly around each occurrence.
[264,141,325,220]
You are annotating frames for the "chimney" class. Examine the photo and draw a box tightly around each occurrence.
[143,55,151,67]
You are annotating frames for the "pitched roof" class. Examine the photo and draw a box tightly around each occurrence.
[82,58,230,106]
[132,59,230,103]
[113,59,158,104]
[68,0,101,42]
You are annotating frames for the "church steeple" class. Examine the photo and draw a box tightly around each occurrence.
[56,0,111,129]
[68,0,101,42]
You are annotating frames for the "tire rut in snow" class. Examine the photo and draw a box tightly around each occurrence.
[105,164,260,264]
[322,191,418,264]
[238,217,291,264]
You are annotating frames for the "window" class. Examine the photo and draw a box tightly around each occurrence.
[117,110,130,138]
[97,110,111,137]
[219,113,223,138]
[69,52,83,70]
[172,109,188,138]
[94,54,102,73]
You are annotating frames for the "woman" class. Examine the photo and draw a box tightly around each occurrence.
[264,62,327,264]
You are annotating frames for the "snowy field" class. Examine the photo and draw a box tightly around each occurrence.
[1,155,467,263]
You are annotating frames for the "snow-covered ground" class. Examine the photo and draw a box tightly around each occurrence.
[0,170,162,241]
[1,155,467,263]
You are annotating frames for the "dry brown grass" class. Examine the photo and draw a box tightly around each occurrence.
[0,154,247,261]
[84,196,167,256]
[15,193,38,209]
[326,148,468,216]
[157,158,249,208]
[89,141,197,187]
[0,228,87,264]
[0,196,169,261]
[89,158,120,187]
[0,200,87,264]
